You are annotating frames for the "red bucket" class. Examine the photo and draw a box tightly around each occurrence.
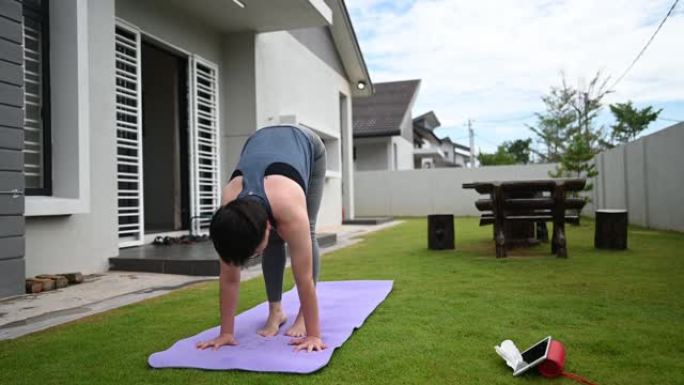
[538,339,566,378]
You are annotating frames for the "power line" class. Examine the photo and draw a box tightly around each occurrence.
[659,116,683,122]
[610,0,680,90]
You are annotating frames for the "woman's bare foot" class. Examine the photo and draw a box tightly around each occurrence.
[257,308,287,337]
[285,310,306,337]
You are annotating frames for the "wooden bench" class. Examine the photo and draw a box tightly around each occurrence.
[463,178,586,258]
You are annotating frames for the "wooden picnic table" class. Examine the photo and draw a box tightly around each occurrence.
[463,178,586,258]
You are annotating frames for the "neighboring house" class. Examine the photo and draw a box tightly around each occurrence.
[413,111,471,168]
[453,142,473,167]
[0,0,373,297]
[352,79,420,171]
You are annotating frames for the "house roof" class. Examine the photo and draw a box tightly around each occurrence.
[413,111,472,154]
[413,111,441,130]
[352,79,421,137]
[413,125,442,145]
[455,143,471,152]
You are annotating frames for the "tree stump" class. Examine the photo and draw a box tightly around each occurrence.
[428,215,455,250]
[594,209,628,250]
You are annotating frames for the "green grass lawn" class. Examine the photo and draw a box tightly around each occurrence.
[1,218,683,385]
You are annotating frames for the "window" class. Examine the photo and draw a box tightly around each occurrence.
[22,0,51,195]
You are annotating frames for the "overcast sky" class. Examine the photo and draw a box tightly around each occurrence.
[346,0,684,153]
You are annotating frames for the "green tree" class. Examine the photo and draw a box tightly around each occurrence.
[477,146,517,166]
[529,73,611,163]
[477,139,532,166]
[551,133,598,193]
[527,80,576,162]
[570,73,611,152]
[530,73,612,207]
[609,101,661,144]
[504,138,532,164]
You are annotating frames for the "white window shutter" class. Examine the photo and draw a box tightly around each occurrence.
[114,23,145,247]
[189,56,221,235]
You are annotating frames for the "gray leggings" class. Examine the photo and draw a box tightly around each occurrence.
[262,130,326,302]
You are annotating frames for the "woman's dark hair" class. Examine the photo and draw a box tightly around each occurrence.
[210,198,268,266]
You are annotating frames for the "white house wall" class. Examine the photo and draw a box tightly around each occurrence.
[115,0,222,64]
[254,31,353,229]
[24,0,118,276]
[24,1,358,276]
[354,137,390,171]
[391,136,414,170]
[220,32,257,183]
[398,108,414,143]
[25,0,234,276]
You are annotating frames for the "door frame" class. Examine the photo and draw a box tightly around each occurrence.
[115,18,221,247]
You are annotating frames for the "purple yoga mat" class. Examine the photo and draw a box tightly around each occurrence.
[148,280,393,373]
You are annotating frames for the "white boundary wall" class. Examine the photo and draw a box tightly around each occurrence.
[354,163,557,217]
[355,122,684,233]
[586,122,684,232]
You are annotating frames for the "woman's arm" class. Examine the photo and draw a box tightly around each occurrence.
[197,180,244,350]
[285,219,320,338]
[266,175,326,351]
[278,209,326,352]
[196,251,241,349]
[219,260,241,335]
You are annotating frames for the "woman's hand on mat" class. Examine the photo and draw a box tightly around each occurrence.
[196,333,238,350]
[289,336,327,353]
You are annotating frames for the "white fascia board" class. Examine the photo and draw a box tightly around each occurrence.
[308,0,333,25]
[327,0,372,97]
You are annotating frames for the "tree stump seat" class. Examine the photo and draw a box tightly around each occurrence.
[594,209,628,250]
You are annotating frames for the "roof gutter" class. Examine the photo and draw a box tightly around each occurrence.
[353,130,401,138]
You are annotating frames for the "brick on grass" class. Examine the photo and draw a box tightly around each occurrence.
[25,279,43,294]
[36,274,68,289]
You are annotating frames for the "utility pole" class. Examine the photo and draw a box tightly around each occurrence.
[468,119,475,168]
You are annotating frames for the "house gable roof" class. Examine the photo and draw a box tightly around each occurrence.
[413,111,441,130]
[352,79,421,138]
[413,111,471,154]
[413,125,442,145]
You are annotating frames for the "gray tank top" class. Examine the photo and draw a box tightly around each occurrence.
[234,125,315,224]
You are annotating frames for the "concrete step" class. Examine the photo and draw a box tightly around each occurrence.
[317,232,337,248]
[342,217,394,225]
[109,232,337,276]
